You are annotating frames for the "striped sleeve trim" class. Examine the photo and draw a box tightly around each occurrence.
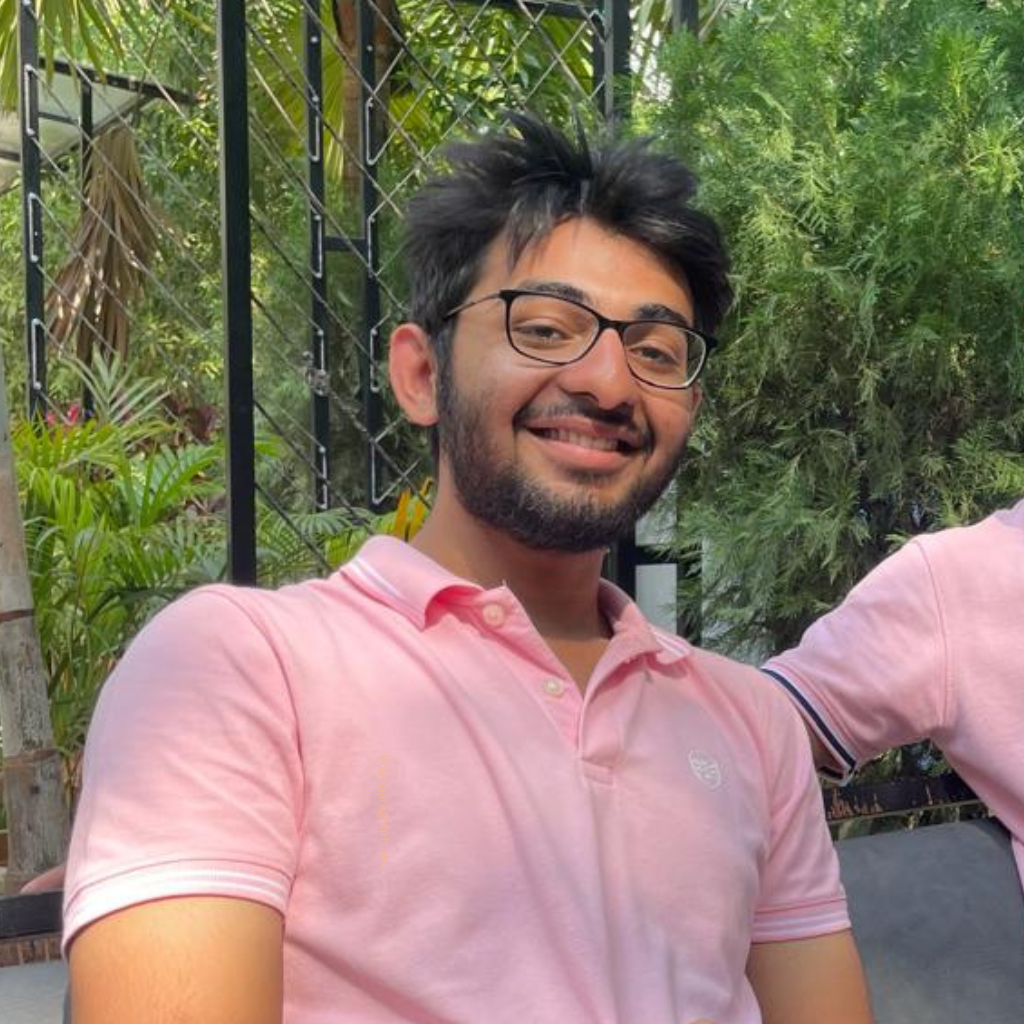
[761,667,857,780]
[62,861,291,953]
[751,893,851,943]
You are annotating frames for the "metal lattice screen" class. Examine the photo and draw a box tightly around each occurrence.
[10,0,638,584]
[228,0,632,580]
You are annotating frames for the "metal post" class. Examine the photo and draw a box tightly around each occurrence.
[17,0,44,420]
[80,78,94,190]
[80,77,95,419]
[672,0,699,35]
[359,0,385,509]
[305,0,331,511]
[602,0,632,124]
[599,0,637,593]
[590,6,606,115]
[217,0,257,584]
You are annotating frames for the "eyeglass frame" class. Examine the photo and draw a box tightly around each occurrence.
[441,288,718,390]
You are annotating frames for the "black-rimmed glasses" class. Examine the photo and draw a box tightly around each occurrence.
[443,288,717,390]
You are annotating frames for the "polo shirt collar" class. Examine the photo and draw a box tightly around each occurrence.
[341,535,691,665]
[341,536,479,628]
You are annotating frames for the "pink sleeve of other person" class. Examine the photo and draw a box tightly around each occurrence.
[764,538,947,780]
[764,499,1024,880]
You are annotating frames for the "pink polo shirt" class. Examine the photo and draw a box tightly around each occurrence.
[764,498,1024,881]
[65,537,848,1023]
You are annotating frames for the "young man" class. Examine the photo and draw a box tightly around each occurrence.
[763,498,1024,880]
[64,114,871,1024]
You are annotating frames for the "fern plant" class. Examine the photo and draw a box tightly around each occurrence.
[17,354,430,789]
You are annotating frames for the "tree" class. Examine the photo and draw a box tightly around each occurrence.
[0,342,69,893]
[651,0,1024,655]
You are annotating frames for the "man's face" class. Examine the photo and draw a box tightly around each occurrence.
[436,217,702,553]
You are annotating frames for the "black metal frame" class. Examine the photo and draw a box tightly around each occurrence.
[18,0,45,421]
[292,0,636,531]
[304,0,332,514]
[218,0,258,584]
[13,42,195,421]
[16,0,674,591]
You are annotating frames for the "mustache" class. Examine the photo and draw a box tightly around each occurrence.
[514,400,651,450]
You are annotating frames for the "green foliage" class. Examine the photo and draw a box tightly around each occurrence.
[0,0,141,110]
[15,359,226,769]
[392,0,595,140]
[652,0,1024,653]
[14,355,389,780]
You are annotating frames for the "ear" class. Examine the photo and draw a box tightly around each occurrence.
[389,322,439,426]
[690,383,704,417]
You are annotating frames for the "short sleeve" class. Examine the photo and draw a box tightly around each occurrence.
[751,691,849,943]
[63,586,303,951]
[763,539,947,778]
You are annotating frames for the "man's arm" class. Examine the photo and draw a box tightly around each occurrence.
[747,931,873,1024]
[69,896,283,1024]
[763,538,947,776]
[20,862,65,893]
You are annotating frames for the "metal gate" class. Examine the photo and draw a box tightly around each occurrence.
[13,0,699,592]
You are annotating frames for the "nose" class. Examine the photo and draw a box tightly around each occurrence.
[554,326,638,411]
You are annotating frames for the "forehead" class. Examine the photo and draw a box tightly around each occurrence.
[476,217,694,319]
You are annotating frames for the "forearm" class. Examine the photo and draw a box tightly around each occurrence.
[747,931,874,1024]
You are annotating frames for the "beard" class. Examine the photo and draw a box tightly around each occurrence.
[435,374,689,553]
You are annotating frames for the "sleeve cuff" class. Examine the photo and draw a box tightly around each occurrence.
[751,893,851,943]
[761,667,859,783]
[62,858,291,955]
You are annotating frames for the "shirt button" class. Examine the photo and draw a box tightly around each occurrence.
[541,678,566,698]
[482,603,506,627]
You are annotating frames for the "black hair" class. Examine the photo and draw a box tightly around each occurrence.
[403,111,733,362]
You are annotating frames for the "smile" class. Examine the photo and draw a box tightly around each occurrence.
[531,428,630,453]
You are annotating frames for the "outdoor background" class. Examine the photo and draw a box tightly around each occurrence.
[1,0,1023,852]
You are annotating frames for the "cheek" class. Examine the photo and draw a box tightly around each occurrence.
[457,359,557,425]
[647,396,698,448]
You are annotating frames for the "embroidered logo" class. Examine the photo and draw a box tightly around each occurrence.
[688,750,723,789]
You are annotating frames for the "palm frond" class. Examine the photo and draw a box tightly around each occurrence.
[45,124,159,364]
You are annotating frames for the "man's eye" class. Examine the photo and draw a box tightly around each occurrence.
[514,321,573,343]
[630,344,682,367]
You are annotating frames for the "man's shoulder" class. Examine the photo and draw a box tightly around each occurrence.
[906,499,1024,610]
[654,632,802,740]
[122,568,380,672]
[918,499,1024,562]
[177,560,379,620]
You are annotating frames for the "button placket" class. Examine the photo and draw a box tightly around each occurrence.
[576,648,654,775]
[481,603,506,628]
[466,594,583,747]
[541,677,566,699]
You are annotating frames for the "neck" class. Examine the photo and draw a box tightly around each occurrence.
[411,497,609,642]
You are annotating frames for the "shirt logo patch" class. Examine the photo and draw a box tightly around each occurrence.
[688,750,723,789]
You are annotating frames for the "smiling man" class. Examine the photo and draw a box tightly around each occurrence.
[63,114,872,1024]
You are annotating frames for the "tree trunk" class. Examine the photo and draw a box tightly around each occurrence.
[0,351,69,894]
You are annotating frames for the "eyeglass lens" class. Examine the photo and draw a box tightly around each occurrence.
[506,293,703,388]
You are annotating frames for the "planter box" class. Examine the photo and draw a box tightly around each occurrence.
[0,891,63,966]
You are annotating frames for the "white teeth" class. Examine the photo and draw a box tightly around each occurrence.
[546,429,620,452]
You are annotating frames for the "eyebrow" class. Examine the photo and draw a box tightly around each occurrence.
[515,279,588,304]
[514,280,693,328]
[635,302,693,328]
